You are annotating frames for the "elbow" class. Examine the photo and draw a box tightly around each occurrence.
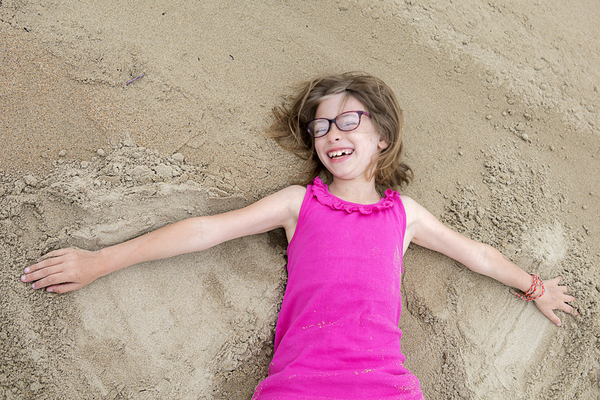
[178,216,211,253]
[465,243,495,276]
[190,217,213,251]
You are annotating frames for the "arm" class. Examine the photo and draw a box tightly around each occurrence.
[21,185,306,294]
[401,195,579,327]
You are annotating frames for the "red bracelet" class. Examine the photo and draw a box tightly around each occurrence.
[511,274,545,302]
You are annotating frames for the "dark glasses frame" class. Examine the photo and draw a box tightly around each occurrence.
[307,111,371,138]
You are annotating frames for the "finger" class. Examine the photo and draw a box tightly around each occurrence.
[559,304,581,317]
[47,282,82,294]
[570,308,581,317]
[554,276,562,284]
[562,294,577,303]
[21,264,63,283]
[542,309,562,327]
[25,254,68,274]
[29,272,68,290]
[545,276,561,286]
[38,248,72,262]
[558,285,569,294]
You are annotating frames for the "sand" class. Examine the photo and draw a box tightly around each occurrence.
[1,1,599,399]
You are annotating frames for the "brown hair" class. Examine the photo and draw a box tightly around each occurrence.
[268,72,413,189]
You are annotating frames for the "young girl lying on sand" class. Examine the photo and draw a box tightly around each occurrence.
[21,72,579,399]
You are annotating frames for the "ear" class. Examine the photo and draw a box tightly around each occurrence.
[378,138,389,150]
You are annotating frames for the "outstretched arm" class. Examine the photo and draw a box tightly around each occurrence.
[21,185,306,294]
[401,195,579,327]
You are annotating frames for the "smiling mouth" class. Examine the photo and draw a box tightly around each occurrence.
[328,149,353,159]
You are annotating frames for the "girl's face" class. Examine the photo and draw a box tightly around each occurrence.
[313,93,388,184]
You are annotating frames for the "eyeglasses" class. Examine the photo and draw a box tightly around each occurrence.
[307,111,371,138]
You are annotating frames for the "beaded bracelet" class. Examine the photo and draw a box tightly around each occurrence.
[511,273,545,302]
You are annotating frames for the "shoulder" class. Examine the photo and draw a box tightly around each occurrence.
[275,185,306,205]
[398,195,440,241]
[264,185,306,238]
[398,194,421,221]
[399,195,470,254]
[262,185,306,218]
[400,195,485,265]
[280,184,308,198]
[212,185,307,239]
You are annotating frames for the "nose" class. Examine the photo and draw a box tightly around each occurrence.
[327,124,343,142]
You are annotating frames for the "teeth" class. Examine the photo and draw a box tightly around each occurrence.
[328,149,352,158]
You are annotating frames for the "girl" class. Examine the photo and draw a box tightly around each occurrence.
[21,72,579,399]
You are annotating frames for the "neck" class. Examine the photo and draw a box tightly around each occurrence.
[328,177,381,205]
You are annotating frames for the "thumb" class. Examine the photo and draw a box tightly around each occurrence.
[542,309,562,327]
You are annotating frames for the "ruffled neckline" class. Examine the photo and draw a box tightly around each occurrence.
[311,177,396,215]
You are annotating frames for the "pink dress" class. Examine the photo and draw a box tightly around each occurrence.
[253,178,423,399]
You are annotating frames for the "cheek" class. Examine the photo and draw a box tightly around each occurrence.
[367,134,386,150]
[314,140,327,162]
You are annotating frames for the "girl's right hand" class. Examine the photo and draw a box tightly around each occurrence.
[21,248,104,294]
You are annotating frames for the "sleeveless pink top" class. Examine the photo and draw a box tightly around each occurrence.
[253,178,423,399]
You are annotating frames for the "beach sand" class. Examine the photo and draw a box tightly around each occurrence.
[1,1,599,398]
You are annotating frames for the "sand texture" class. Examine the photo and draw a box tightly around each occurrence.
[1,1,599,399]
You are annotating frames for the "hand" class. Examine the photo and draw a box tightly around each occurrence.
[21,248,104,294]
[534,277,580,327]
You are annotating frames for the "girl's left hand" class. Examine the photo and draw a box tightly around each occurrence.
[534,277,580,327]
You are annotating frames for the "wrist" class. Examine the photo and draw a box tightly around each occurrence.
[96,247,122,277]
[532,279,545,298]
[512,273,545,302]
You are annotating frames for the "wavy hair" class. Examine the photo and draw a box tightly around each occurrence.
[268,72,413,189]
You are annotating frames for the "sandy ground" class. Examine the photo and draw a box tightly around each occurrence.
[1,0,599,399]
